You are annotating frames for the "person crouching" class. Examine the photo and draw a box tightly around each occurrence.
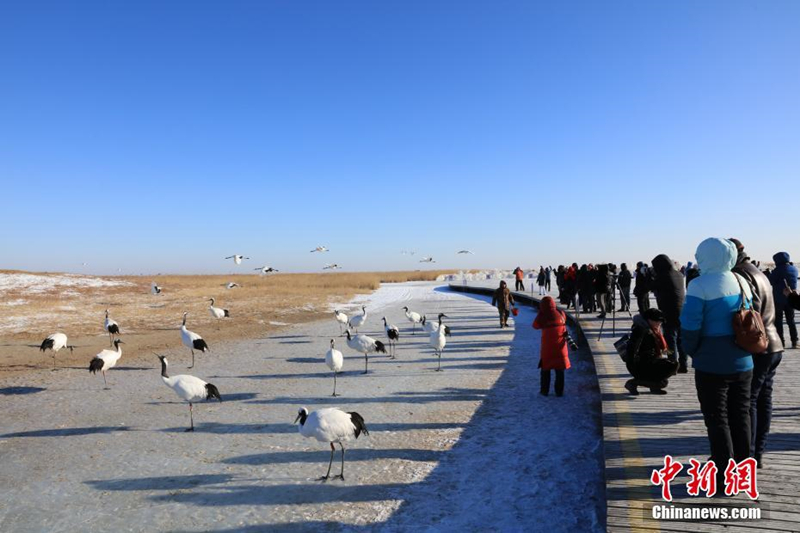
[533,296,571,396]
[624,308,679,395]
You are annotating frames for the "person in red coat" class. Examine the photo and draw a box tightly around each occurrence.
[533,296,572,396]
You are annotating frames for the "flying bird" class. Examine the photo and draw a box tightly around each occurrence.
[225,255,250,265]
[226,282,241,289]
[180,312,209,368]
[89,339,124,388]
[419,257,436,263]
[295,407,369,481]
[325,339,344,397]
[155,354,221,432]
[151,281,162,295]
[323,264,341,270]
[254,266,279,274]
[39,333,73,370]
[457,250,474,255]
[311,246,329,253]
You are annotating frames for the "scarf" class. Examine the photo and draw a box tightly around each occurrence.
[651,324,668,356]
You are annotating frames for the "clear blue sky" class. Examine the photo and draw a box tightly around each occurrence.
[1,1,798,274]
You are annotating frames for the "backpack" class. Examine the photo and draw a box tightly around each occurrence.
[732,274,768,354]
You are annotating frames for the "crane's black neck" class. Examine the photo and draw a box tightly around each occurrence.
[298,411,307,425]
[160,359,170,378]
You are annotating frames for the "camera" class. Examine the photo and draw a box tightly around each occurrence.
[565,331,579,350]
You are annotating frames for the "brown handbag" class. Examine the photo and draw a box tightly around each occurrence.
[732,274,769,354]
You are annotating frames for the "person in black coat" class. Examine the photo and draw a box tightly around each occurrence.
[618,263,633,312]
[633,262,651,312]
[593,264,610,318]
[577,264,594,313]
[785,285,800,310]
[650,254,687,373]
[625,308,679,395]
[730,238,783,466]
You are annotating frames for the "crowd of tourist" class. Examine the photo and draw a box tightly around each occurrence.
[504,240,798,476]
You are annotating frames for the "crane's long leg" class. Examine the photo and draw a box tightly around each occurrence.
[186,403,195,432]
[436,351,442,372]
[52,354,56,371]
[332,372,338,397]
[334,443,346,480]
[102,371,109,388]
[362,353,368,374]
[319,443,335,481]
[189,350,195,369]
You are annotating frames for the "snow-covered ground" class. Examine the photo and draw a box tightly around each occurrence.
[0,282,604,531]
[0,272,132,294]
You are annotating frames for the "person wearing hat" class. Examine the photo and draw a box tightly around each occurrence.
[491,280,515,328]
[624,308,679,395]
[731,238,783,468]
[681,237,754,479]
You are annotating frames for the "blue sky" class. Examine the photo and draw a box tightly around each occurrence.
[1,1,798,274]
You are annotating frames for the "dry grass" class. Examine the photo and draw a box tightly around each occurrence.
[0,270,454,377]
[0,270,454,339]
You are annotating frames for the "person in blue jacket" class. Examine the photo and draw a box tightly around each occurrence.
[769,252,798,349]
[680,238,754,478]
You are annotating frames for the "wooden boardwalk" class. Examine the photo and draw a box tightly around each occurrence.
[450,281,800,532]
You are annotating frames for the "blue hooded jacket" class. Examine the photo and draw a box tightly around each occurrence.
[680,238,753,374]
[770,252,799,307]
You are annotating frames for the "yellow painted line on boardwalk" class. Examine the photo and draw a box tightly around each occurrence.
[593,339,660,533]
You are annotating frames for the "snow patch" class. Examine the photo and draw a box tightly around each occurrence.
[0,273,132,295]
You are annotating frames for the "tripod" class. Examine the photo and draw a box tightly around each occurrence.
[597,279,633,340]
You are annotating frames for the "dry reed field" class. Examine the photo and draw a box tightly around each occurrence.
[0,269,454,377]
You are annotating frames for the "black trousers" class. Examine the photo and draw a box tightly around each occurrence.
[750,352,783,459]
[541,369,564,396]
[774,303,798,346]
[637,293,650,312]
[545,278,551,291]
[619,286,631,311]
[695,369,753,469]
[515,279,525,291]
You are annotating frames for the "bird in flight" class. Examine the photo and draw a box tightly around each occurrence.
[311,246,329,253]
[457,250,474,255]
[226,282,241,289]
[254,266,279,274]
[225,255,249,265]
[323,263,342,270]
[419,257,436,263]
